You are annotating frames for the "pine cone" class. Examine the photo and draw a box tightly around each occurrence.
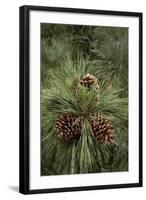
[55,112,81,141]
[80,73,99,90]
[90,113,114,144]
[80,73,99,102]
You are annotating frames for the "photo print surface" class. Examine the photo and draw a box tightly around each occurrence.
[41,23,128,176]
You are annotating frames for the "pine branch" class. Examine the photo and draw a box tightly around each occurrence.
[41,24,128,175]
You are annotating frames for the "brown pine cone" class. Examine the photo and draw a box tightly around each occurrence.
[55,112,81,141]
[80,73,99,90]
[80,73,99,102]
[90,113,114,144]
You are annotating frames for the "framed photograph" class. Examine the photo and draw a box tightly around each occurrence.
[19,5,143,194]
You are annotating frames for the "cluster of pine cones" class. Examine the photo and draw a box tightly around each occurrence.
[54,73,114,144]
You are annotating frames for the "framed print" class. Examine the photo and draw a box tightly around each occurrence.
[19,5,143,194]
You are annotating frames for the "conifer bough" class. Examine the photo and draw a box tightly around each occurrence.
[54,74,114,144]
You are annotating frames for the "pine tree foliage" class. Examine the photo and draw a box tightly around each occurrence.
[90,27,128,96]
[41,24,128,175]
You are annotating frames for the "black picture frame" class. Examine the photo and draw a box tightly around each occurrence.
[19,5,143,194]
